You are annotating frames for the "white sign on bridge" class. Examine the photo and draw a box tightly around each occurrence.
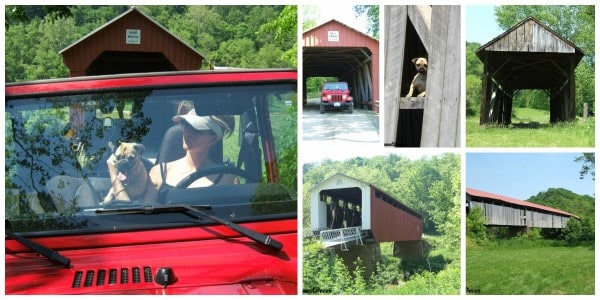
[126,29,141,44]
[328,31,339,42]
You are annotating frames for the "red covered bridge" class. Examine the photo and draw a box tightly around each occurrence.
[310,173,422,252]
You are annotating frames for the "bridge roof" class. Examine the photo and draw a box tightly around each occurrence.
[466,188,578,218]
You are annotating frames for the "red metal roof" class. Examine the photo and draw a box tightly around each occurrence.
[466,188,578,218]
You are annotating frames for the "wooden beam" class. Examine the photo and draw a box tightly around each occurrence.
[384,6,407,145]
[399,97,425,109]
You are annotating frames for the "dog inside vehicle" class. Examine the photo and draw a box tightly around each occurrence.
[101,141,148,204]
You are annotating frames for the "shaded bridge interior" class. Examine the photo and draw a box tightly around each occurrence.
[303,47,373,106]
[87,51,177,76]
[319,187,362,230]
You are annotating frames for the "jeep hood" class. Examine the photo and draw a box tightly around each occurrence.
[5,221,297,295]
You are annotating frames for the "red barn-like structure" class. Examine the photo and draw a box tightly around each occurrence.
[60,7,204,77]
[303,20,380,112]
[310,173,422,248]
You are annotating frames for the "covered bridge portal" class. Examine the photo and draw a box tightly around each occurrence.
[303,20,380,112]
[60,7,204,77]
[310,174,422,251]
[477,17,584,125]
[466,188,578,231]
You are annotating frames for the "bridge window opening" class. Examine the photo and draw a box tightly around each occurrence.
[401,18,428,95]
[396,17,428,147]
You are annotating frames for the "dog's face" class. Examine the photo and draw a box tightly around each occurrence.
[111,142,145,182]
[412,57,428,73]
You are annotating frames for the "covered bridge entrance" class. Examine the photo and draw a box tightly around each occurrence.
[303,20,380,112]
[466,188,578,234]
[477,17,584,125]
[60,7,204,77]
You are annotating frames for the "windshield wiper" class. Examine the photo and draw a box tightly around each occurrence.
[95,204,283,251]
[94,204,212,215]
[6,230,71,267]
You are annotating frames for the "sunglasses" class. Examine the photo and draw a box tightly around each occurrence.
[181,123,212,135]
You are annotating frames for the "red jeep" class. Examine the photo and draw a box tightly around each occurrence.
[5,69,298,294]
[320,81,353,114]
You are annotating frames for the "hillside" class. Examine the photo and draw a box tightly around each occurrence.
[527,188,594,219]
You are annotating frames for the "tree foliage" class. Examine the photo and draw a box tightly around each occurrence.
[353,5,379,39]
[527,187,594,221]
[575,153,595,181]
[466,207,487,241]
[5,5,296,83]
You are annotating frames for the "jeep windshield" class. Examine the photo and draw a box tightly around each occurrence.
[5,71,298,236]
[323,82,348,90]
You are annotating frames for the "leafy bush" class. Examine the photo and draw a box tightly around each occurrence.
[466,207,487,241]
[561,217,594,245]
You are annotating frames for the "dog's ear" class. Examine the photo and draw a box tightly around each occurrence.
[411,58,418,64]
[133,143,145,155]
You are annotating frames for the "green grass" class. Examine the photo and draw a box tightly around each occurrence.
[467,245,595,295]
[466,108,595,147]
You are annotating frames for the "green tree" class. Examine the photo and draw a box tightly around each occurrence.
[258,5,297,67]
[302,5,318,31]
[575,153,595,180]
[353,5,379,38]
[467,207,488,241]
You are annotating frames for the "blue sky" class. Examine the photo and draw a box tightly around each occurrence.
[466,5,504,44]
[304,4,369,34]
[467,153,595,200]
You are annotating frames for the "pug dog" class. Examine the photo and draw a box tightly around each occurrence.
[101,141,148,205]
[406,57,427,97]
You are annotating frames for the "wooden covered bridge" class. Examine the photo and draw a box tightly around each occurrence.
[310,173,422,258]
[477,16,584,125]
[384,5,460,147]
[303,19,379,112]
[60,6,204,77]
[466,188,578,233]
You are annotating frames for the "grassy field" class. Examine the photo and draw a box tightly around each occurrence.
[466,108,595,147]
[467,246,595,295]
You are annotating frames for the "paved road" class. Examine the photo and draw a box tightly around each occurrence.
[302,98,380,162]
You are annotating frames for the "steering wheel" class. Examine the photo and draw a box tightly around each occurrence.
[174,165,257,189]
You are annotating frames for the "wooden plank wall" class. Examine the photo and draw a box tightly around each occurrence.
[420,5,461,147]
[384,6,460,147]
[472,200,571,229]
[471,201,525,226]
[483,19,576,53]
[383,6,407,145]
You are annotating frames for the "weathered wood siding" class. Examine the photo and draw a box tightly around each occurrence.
[383,5,407,145]
[420,5,460,147]
[471,200,572,229]
[384,5,460,147]
[482,19,576,53]
[470,201,525,226]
